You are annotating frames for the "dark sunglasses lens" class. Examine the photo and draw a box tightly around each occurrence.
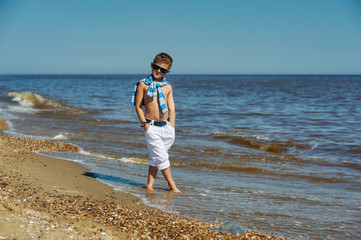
[152,64,160,70]
[160,68,168,73]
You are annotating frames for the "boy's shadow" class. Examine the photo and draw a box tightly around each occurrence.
[82,172,170,192]
[82,172,147,189]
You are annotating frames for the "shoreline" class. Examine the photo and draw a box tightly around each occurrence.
[0,117,292,239]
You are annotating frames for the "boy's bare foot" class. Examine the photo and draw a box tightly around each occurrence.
[169,182,181,193]
[160,168,180,193]
[147,184,154,192]
[170,187,181,193]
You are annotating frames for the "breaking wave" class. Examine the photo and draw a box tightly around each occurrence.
[8,91,88,114]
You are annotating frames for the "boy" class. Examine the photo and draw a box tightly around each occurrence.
[131,52,180,193]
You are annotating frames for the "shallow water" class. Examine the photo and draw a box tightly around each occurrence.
[0,74,360,239]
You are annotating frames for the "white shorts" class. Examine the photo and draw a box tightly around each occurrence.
[144,121,175,170]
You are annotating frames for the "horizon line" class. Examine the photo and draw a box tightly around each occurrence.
[1,73,361,76]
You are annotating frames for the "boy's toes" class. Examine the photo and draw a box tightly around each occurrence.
[170,188,181,193]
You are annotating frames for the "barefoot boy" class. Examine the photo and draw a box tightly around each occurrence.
[131,52,180,193]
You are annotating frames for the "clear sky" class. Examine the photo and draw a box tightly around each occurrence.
[0,0,360,75]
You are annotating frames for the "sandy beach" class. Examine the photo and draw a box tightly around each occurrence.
[0,118,292,239]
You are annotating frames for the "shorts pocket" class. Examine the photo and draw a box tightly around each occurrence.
[166,125,176,137]
[144,124,153,133]
[169,125,175,132]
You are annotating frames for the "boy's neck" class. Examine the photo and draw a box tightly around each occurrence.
[152,74,164,82]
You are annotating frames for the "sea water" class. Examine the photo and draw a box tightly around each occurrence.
[0,74,360,239]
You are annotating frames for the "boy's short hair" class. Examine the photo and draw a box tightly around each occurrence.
[153,52,173,69]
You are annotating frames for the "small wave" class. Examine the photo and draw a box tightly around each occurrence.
[212,133,313,155]
[77,150,147,166]
[178,129,199,134]
[119,157,148,165]
[54,134,67,140]
[213,134,287,153]
[78,149,117,160]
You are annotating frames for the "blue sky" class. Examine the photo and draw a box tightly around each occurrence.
[0,0,360,74]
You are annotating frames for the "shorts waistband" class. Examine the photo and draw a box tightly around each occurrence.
[146,118,169,127]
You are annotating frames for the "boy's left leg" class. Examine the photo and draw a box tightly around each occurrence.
[161,167,181,193]
[160,124,179,192]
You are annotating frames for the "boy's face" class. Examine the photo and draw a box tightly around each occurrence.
[151,62,170,80]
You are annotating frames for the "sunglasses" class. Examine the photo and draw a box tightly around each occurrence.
[152,62,169,74]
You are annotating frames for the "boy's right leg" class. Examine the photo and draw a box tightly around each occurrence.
[147,166,158,191]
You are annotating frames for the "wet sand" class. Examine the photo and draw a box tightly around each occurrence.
[0,118,292,239]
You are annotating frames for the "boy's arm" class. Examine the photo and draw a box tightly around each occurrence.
[134,82,149,129]
[167,85,176,128]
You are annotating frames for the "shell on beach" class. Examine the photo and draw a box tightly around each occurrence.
[216,221,245,235]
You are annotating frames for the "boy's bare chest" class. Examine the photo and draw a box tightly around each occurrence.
[144,85,170,98]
